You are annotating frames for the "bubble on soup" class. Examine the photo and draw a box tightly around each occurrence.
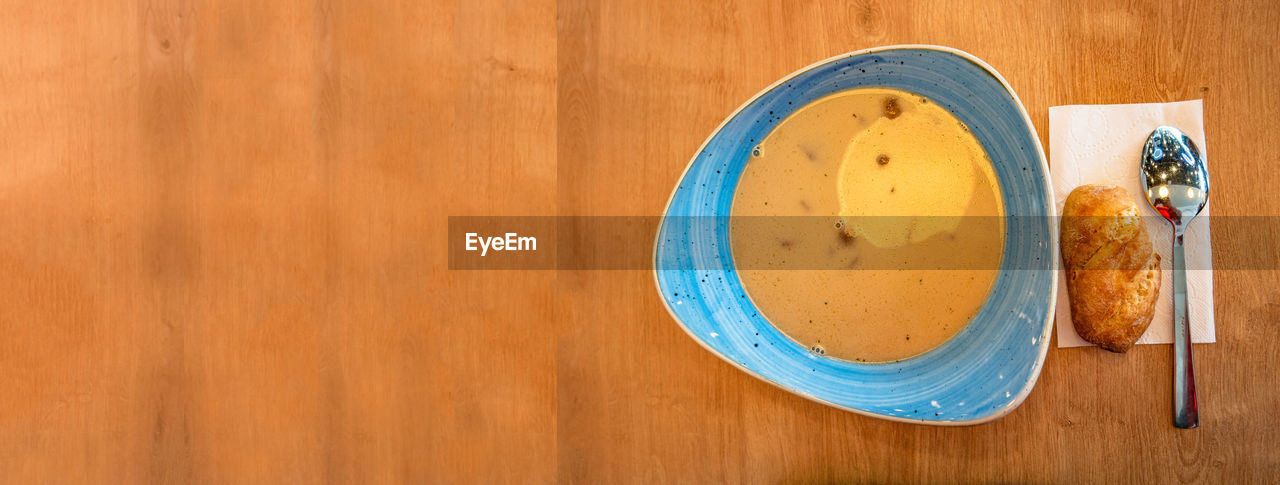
[883,97,901,119]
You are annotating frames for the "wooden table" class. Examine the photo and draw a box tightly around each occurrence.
[2,0,1277,482]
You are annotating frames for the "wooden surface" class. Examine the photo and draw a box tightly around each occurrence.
[2,0,1278,482]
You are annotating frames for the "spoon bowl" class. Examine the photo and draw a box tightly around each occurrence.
[1139,125,1209,429]
[1141,127,1210,227]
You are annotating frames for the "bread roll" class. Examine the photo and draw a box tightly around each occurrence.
[1060,185,1162,352]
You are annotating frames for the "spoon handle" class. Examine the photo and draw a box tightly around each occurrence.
[1172,232,1199,428]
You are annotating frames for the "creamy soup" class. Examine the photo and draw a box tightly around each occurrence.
[730,87,1004,363]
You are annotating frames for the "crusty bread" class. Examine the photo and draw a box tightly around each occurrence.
[1060,185,1162,352]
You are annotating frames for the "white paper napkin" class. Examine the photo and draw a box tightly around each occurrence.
[1049,100,1215,348]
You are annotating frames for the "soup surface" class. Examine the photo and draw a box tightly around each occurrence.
[730,87,1004,363]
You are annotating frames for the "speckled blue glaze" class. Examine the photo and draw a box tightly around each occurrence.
[653,46,1056,424]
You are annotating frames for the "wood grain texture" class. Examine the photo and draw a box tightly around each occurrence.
[1,0,1277,483]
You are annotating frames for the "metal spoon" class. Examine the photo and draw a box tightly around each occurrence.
[1139,126,1209,429]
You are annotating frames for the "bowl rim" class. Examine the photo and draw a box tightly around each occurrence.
[650,44,1057,426]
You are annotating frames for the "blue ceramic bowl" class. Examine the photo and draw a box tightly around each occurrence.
[653,46,1056,425]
